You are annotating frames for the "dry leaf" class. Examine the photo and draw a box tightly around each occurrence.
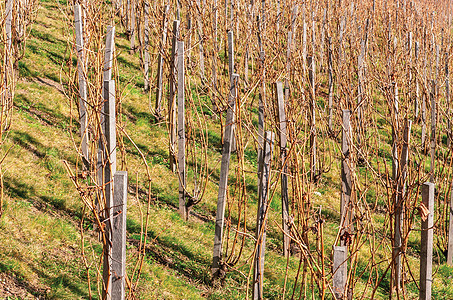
[419,203,430,222]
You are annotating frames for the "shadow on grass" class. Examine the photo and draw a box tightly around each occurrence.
[127,216,212,287]
[9,129,77,166]
[4,176,83,221]
[0,261,49,299]
[14,94,73,132]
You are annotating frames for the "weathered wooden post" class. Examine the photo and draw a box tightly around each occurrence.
[143,0,150,91]
[391,81,400,292]
[308,56,317,182]
[168,20,180,173]
[357,40,365,142]
[253,131,274,300]
[302,22,307,71]
[155,5,170,120]
[333,246,347,299]
[227,30,234,79]
[415,41,420,119]
[227,30,237,153]
[103,26,115,82]
[97,24,115,195]
[258,50,266,168]
[420,182,434,300]
[340,110,352,246]
[99,25,116,300]
[284,31,292,103]
[430,80,436,182]
[112,171,127,300]
[328,37,334,132]
[447,182,453,265]
[74,4,88,166]
[5,0,13,50]
[338,17,346,66]
[177,41,187,221]
[102,79,116,300]
[446,52,451,148]
[212,74,239,279]
[129,0,136,53]
[195,1,206,81]
[393,119,412,292]
[276,82,289,257]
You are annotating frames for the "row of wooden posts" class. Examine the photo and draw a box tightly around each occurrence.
[334,181,435,300]
[74,5,128,300]
[336,108,436,299]
[73,5,452,300]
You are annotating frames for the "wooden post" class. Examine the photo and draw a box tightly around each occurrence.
[129,0,136,53]
[253,131,274,300]
[407,32,413,118]
[227,30,237,153]
[333,246,347,299]
[302,22,307,70]
[5,0,12,51]
[430,80,436,182]
[112,171,127,300]
[74,4,88,166]
[258,50,266,168]
[284,31,292,103]
[212,74,239,279]
[308,56,317,182]
[328,37,334,132]
[415,41,420,119]
[177,41,187,221]
[420,182,434,300]
[168,20,180,173]
[228,30,234,80]
[392,82,399,181]
[155,5,170,120]
[340,110,352,246]
[195,2,205,81]
[102,79,116,300]
[98,25,115,201]
[103,26,115,82]
[143,0,150,91]
[447,181,453,265]
[357,40,365,142]
[276,82,289,257]
[339,17,346,65]
[446,52,451,148]
[393,119,412,291]
[5,0,12,106]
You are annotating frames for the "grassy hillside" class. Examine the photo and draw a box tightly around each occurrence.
[1,0,453,299]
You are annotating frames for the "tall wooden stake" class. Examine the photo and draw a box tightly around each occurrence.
[177,41,187,220]
[430,80,436,182]
[333,246,347,299]
[276,82,289,256]
[420,182,434,300]
[328,37,334,132]
[155,5,170,120]
[112,171,127,300]
[143,0,150,91]
[393,119,412,292]
[168,20,180,173]
[308,56,317,182]
[447,181,453,265]
[212,74,239,279]
[102,79,116,300]
[74,4,88,166]
[340,110,352,246]
[253,131,274,300]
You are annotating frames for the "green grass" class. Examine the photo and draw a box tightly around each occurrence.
[2,0,453,299]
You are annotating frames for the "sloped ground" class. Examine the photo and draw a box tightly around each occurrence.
[2,0,453,299]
